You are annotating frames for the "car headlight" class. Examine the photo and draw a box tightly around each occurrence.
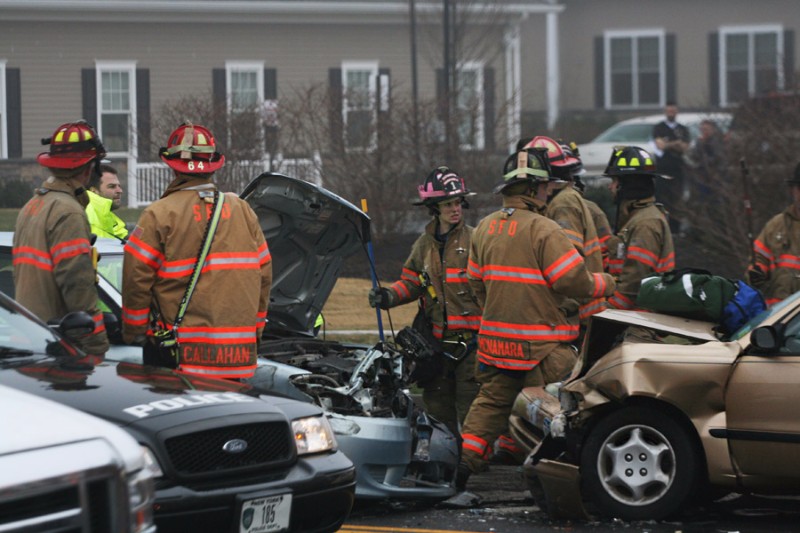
[140,445,164,479]
[127,465,156,533]
[292,415,337,455]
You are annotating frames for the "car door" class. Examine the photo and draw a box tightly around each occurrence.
[724,307,800,490]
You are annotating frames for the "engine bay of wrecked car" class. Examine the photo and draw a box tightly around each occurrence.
[256,335,417,419]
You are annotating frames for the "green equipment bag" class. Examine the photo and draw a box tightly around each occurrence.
[636,268,738,322]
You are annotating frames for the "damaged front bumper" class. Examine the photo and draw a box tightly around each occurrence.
[523,434,591,520]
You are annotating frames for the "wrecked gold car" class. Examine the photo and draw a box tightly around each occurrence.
[511,293,800,521]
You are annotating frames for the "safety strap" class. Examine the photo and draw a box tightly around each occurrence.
[173,191,225,329]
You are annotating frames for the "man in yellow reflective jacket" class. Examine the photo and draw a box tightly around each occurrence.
[85,163,128,241]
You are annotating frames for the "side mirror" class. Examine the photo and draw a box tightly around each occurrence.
[55,311,95,340]
[750,325,780,351]
[103,312,123,345]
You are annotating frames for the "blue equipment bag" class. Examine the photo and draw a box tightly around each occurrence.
[720,280,766,335]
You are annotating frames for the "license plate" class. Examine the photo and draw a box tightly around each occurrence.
[239,493,292,533]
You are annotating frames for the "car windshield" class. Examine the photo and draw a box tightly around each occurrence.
[728,292,800,341]
[591,123,654,143]
[0,298,67,355]
[98,253,123,292]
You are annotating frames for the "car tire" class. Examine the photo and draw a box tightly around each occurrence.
[580,406,699,521]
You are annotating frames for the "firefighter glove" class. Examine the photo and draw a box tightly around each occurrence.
[558,298,580,318]
[747,265,768,287]
[368,287,394,309]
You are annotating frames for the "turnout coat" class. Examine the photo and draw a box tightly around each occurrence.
[607,197,675,309]
[13,176,109,354]
[752,205,800,305]
[545,185,606,319]
[386,218,481,339]
[467,195,615,371]
[122,176,271,380]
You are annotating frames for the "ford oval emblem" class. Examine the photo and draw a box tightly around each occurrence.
[222,439,248,454]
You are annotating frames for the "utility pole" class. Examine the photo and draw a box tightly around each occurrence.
[409,0,420,171]
[443,0,456,161]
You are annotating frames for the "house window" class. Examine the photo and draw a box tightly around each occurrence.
[604,30,665,108]
[226,62,264,155]
[342,61,378,151]
[455,62,484,150]
[96,62,136,155]
[0,61,6,159]
[226,62,264,113]
[719,25,783,106]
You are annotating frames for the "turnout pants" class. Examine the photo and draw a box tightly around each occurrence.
[459,344,576,474]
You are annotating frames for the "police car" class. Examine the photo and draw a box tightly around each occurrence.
[0,289,355,532]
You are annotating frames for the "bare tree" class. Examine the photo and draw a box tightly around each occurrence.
[677,91,800,278]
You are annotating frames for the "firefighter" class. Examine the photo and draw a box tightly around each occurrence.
[451,148,616,503]
[574,172,613,269]
[528,137,606,320]
[747,162,800,305]
[605,146,675,309]
[368,166,482,438]
[13,120,109,356]
[122,123,272,380]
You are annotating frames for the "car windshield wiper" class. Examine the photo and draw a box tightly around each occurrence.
[0,346,35,357]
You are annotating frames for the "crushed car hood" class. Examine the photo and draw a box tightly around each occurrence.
[241,173,370,337]
[593,309,719,341]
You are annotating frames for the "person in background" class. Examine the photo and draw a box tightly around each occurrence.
[13,120,109,356]
[748,162,800,306]
[651,102,690,234]
[85,162,128,241]
[686,118,728,200]
[605,146,675,310]
[368,166,481,439]
[449,147,615,506]
[122,122,271,380]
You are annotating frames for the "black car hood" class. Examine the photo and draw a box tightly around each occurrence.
[241,173,370,336]
[0,355,319,427]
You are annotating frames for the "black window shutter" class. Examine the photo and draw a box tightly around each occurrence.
[436,67,446,118]
[784,30,795,91]
[264,68,277,100]
[6,68,21,159]
[212,68,227,149]
[263,68,278,155]
[594,36,604,108]
[81,68,97,128]
[483,67,495,152]
[136,68,151,160]
[666,34,676,104]
[328,68,343,152]
[708,32,719,107]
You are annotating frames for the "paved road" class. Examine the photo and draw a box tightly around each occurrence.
[341,464,800,532]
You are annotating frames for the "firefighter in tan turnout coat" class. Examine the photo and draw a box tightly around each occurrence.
[748,162,800,306]
[605,146,675,310]
[122,123,272,380]
[369,166,481,437]
[453,148,616,497]
[528,137,607,321]
[13,120,109,355]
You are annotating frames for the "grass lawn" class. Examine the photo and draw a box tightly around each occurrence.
[0,207,145,231]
